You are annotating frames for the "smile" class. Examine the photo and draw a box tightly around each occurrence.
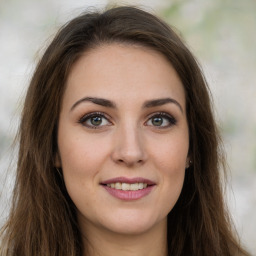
[101,177,156,200]
[106,182,148,191]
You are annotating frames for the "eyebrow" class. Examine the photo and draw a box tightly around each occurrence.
[70,96,183,113]
[143,98,183,113]
[70,97,116,111]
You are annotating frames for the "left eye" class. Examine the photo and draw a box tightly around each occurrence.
[146,113,176,128]
[79,113,111,128]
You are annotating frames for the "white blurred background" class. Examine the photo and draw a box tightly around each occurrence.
[0,0,255,254]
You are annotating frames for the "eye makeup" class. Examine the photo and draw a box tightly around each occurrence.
[78,111,112,129]
[77,110,177,131]
[145,112,177,129]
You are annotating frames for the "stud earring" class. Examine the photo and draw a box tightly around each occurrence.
[186,159,193,169]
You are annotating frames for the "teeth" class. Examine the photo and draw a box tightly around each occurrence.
[130,183,138,191]
[115,182,122,190]
[138,183,143,189]
[121,183,130,190]
[106,182,148,191]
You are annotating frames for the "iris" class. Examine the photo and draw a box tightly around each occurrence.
[152,117,163,126]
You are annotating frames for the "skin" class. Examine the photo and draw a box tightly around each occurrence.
[56,43,190,256]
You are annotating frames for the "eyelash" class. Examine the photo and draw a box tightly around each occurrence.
[78,111,177,129]
[78,112,112,129]
[145,112,177,128]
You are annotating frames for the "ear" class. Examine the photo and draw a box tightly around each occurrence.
[54,151,62,168]
[186,157,191,169]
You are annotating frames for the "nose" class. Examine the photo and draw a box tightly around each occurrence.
[111,124,147,167]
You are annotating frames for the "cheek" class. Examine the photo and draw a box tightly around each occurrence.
[161,138,188,189]
[149,130,189,170]
[58,132,114,202]
[149,132,188,211]
[158,154,186,216]
[59,137,103,208]
[58,131,110,175]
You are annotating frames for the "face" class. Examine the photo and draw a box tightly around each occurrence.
[56,44,189,237]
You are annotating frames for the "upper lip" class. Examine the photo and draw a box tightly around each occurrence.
[101,177,156,185]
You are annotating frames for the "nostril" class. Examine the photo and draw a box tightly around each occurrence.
[116,158,144,165]
[111,144,147,166]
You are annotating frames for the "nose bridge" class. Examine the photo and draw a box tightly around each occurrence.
[111,119,146,166]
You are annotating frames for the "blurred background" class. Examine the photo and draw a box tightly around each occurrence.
[0,0,255,253]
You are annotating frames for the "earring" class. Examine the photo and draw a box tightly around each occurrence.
[186,160,193,169]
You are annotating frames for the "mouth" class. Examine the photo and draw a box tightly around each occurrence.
[100,177,156,200]
[105,182,148,191]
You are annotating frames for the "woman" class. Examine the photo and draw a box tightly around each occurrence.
[0,6,250,256]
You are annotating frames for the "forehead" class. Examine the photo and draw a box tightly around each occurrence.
[64,43,186,109]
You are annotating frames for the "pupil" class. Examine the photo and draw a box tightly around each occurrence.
[91,116,102,126]
[152,117,163,126]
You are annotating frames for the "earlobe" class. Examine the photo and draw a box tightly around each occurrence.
[186,158,192,169]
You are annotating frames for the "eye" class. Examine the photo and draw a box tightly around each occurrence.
[78,112,112,129]
[145,112,176,128]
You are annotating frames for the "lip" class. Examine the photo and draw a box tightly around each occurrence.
[100,176,156,201]
[101,176,156,185]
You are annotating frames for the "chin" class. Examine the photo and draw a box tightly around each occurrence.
[98,211,166,236]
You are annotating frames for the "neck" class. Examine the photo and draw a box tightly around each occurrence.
[80,219,168,256]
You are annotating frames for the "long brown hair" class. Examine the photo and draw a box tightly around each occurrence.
[0,6,250,256]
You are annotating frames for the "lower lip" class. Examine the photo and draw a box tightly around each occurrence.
[102,185,155,200]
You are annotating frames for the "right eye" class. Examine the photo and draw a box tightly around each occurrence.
[78,112,112,129]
